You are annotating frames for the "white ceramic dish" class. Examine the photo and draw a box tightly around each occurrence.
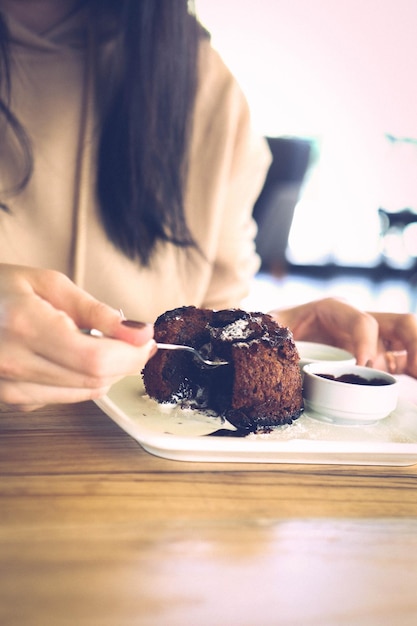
[95,376,417,466]
[296,341,356,369]
[303,363,398,425]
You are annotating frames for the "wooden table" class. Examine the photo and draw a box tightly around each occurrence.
[2,379,417,626]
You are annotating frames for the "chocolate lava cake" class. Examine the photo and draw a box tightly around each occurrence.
[142,306,303,432]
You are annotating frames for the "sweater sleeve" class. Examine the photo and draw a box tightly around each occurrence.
[185,41,272,310]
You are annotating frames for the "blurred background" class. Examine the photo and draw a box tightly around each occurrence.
[195,0,417,312]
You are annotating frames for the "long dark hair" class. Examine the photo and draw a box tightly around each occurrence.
[0,17,33,206]
[0,0,202,265]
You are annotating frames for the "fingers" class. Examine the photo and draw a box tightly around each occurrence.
[269,304,314,338]
[0,332,155,388]
[28,310,155,377]
[273,298,417,379]
[0,341,154,407]
[0,265,157,407]
[0,379,112,411]
[0,324,155,406]
[0,265,155,373]
[25,267,155,347]
[108,319,154,346]
[371,312,417,377]
[335,307,379,367]
[271,298,380,366]
[379,350,408,375]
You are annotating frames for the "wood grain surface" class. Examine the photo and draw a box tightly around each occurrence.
[1,399,417,625]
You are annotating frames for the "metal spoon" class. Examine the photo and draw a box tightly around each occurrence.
[156,343,229,368]
[80,330,228,368]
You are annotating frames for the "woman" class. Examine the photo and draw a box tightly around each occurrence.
[0,0,415,410]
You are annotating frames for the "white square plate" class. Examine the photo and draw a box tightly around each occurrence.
[95,376,417,466]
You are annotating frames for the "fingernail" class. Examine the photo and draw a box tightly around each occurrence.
[121,319,149,329]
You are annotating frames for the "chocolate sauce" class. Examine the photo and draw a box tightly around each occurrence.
[317,373,391,386]
[206,428,250,438]
[206,424,275,438]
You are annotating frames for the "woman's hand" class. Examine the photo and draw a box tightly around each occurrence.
[0,264,155,410]
[269,297,417,378]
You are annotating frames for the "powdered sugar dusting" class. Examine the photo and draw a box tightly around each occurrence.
[218,317,252,341]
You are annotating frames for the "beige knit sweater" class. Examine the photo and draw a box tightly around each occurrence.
[0,7,271,321]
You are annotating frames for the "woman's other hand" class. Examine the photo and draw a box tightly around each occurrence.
[0,264,155,410]
[269,297,417,378]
